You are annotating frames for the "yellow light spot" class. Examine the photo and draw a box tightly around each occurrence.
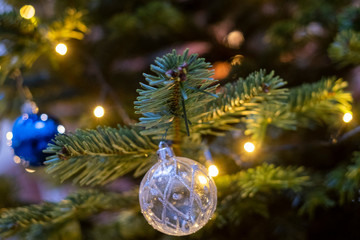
[13,156,21,164]
[198,175,207,185]
[55,43,68,55]
[93,106,105,118]
[25,168,36,173]
[208,165,219,177]
[226,30,244,49]
[343,112,353,123]
[20,5,35,19]
[6,132,13,140]
[244,142,255,153]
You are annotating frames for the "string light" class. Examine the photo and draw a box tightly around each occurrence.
[226,30,244,49]
[20,5,35,19]
[208,164,219,177]
[244,142,255,153]
[93,105,105,118]
[6,131,13,140]
[13,156,21,164]
[57,125,66,134]
[343,112,353,123]
[40,113,48,121]
[55,43,68,55]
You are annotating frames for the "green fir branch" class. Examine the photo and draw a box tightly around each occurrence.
[135,49,218,138]
[216,163,309,199]
[44,126,158,186]
[328,30,360,67]
[246,76,351,143]
[215,164,309,226]
[0,189,138,238]
[326,151,360,204]
[193,70,288,137]
[288,77,352,126]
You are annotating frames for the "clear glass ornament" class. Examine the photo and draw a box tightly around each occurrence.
[139,142,217,236]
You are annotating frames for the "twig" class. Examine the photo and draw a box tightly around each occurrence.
[338,126,360,143]
[88,58,134,125]
[263,126,360,153]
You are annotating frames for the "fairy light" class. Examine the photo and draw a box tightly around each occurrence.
[55,43,68,55]
[13,156,21,164]
[6,131,13,140]
[208,164,219,177]
[343,112,353,123]
[244,142,255,153]
[20,5,35,19]
[40,113,48,121]
[93,105,105,118]
[57,125,66,134]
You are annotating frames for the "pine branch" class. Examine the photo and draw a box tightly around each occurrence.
[0,9,87,84]
[326,151,360,204]
[215,164,309,226]
[298,188,336,218]
[245,76,351,143]
[328,30,360,67]
[288,77,352,126]
[44,126,158,186]
[135,49,218,139]
[193,70,289,137]
[0,189,138,238]
[216,163,309,199]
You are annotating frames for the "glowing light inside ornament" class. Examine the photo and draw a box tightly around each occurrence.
[55,43,68,55]
[20,5,35,19]
[57,125,66,134]
[198,175,208,184]
[13,156,21,164]
[244,142,255,153]
[208,165,219,177]
[343,112,353,123]
[40,114,48,121]
[94,106,105,118]
[6,131,13,140]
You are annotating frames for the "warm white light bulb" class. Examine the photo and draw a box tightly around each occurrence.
[343,112,353,123]
[57,125,66,134]
[13,156,21,164]
[6,131,13,140]
[244,142,255,153]
[40,113,48,121]
[55,43,68,55]
[94,106,105,118]
[20,5,35,19]
[208,165,219,177]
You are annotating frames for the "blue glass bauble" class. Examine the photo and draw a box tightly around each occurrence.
[12,113,60,167]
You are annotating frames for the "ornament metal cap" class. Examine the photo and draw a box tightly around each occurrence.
[157,141,174,160]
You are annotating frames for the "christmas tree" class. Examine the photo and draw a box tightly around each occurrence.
[1,0,360,239]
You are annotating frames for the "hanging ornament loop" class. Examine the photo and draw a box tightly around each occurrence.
[157,141,174,161]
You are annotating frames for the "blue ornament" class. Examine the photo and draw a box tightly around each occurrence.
[12,113,61,167]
